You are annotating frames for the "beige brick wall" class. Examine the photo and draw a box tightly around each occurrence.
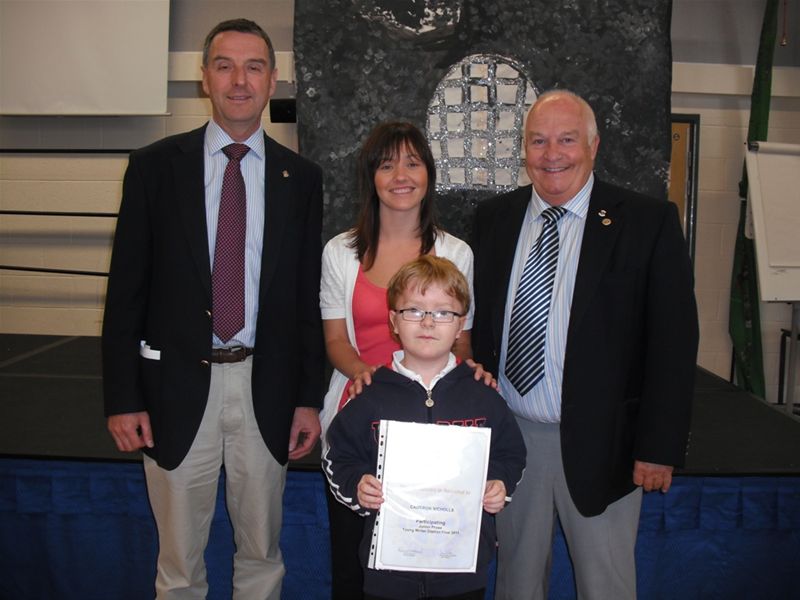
[0,154,125,334]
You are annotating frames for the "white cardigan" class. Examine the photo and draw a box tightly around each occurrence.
[319,230,475,436]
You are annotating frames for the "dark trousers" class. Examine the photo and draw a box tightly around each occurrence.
[325,483,365,599]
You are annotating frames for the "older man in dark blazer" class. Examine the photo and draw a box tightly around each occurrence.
[472,90,698,599]
[102,19,324,600]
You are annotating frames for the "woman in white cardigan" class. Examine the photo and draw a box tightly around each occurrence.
[319,122,480,599]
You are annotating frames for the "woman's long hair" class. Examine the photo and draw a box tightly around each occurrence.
[348,121,439,269]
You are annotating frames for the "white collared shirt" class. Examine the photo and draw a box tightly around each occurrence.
[498,175,594,422]
[204,120,266,348]
[392,350,458,391]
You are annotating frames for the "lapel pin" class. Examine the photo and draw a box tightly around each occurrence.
[282,170,290,178]
[602,218,612,226]
[598,209,607,217]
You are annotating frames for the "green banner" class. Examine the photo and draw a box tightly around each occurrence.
[728,0,779,398]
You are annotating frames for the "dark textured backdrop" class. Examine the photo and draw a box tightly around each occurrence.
[294,0,672,243]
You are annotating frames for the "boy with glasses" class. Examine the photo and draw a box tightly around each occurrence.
[323,255,526,600]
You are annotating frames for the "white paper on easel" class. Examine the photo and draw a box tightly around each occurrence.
[745,142,800,301]
[368,420,490,573]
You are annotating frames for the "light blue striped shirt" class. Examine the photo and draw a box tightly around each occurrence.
[498,175,594,423]
[204,120,266,348]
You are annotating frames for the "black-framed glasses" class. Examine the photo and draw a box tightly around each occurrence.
[395,308,463,323]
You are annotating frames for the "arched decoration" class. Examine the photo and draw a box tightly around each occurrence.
[427,54,539,193]
[352,0,463,42]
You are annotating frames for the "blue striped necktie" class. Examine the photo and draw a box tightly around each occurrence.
[505,206,567,396]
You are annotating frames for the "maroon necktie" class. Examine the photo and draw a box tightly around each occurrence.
[212,143,249,343]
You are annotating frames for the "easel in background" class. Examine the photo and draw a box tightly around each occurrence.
[745,141,800,415]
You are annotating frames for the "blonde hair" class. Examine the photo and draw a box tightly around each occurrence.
[387,255,470,313]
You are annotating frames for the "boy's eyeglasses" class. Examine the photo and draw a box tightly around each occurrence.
[395,308,463,323]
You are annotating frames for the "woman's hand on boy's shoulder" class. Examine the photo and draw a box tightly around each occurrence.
[357,474,384,510]
[483,480,507,514]
[465,359,497,389]
[348,365,379,399]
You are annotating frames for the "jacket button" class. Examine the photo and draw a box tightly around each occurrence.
[200,360,210,367]
[205,310,212,318]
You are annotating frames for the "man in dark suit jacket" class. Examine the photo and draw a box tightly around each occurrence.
[472,90,698,599]
[102,19,324,599]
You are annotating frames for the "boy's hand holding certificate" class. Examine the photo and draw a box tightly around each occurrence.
[368,420,491,573]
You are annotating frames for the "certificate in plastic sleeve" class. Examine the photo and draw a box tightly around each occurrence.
[368,420,491,573]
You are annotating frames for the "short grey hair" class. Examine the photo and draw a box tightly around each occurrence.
[528,89,598,143]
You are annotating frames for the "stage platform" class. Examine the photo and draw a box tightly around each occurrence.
[2,335,800,599]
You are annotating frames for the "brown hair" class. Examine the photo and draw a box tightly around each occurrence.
[349,121,439,269]
[387,255,470,314]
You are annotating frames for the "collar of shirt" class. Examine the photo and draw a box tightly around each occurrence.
[391,350,457,391]
[528,172,594,223]
[204,119,265,161]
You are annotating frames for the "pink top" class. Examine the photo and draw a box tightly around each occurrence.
[338,266,401,410]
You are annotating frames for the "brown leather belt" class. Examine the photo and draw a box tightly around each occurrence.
[210,346,254,363]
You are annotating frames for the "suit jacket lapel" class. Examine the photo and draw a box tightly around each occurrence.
[174,126,212,302]
[488,187,531,346]
[258,134,291,300]
[568,179,624,338]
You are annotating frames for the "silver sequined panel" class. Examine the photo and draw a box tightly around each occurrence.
[427,54,539,192]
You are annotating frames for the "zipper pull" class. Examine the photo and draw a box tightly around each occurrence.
[425,388,434,408]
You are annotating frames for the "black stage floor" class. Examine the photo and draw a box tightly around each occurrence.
[2,334,799,475]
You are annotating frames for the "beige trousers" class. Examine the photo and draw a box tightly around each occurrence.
[144,357,286,600]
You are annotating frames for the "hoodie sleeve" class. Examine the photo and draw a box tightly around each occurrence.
[486,398,527,497]
[322,397,376,516]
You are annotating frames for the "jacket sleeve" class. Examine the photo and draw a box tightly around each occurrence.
[322,399,376,516]
[634,201,699,466]
[295,161,326,410]
[487,398,527,497]
[102,150,152,416]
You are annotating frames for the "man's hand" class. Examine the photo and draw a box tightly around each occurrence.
[357,474,384,510]
[633,460,674,492]
[288,406,321,460]
[107,411,154,452]
[465,358,498,389]
[347,365,378,400]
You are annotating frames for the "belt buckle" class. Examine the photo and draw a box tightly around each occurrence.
[225,346,246,362]
[212,345,247,363]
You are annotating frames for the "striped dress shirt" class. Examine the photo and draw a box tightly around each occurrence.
[498,175,594,423]
[204,120,266,349]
